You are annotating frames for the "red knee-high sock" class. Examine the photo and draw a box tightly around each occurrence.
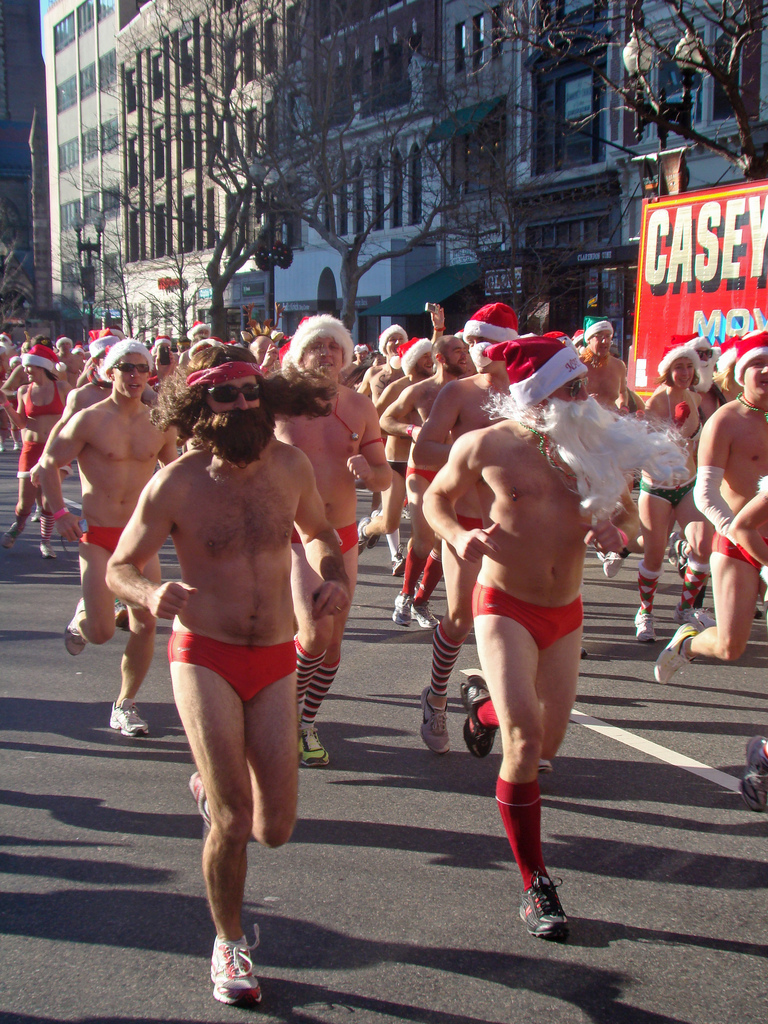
[496,777,546,890]
[477,699,499,728]
[401,549,428,598]
[415,552,443,604]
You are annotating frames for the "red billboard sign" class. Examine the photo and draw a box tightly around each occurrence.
[630,179,768,392]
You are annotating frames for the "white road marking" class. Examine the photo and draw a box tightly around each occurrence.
[571,708,741,792]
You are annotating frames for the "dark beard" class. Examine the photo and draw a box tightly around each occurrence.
[194,406,274,466]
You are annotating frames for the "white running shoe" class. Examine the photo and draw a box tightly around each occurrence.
[40,541,56,559]
[64,598,87,655]
[634,609,656,643]
[412,601,439,628]
[598,551,624,578]
[392,593,412,626]
[420,686,449,753]
[538,759,553,773]
[654,623,698,684]
[109,700,149,736]
[211,927,262,1006]
[673,604,715,629]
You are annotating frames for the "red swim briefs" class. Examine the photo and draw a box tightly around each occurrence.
[712,531,764,572]
[81,525,124,554]
[291,521,358,553]
[406,467,438,484]
[472,582,583,650]
[168,631,297,702]
[456,514,484,531]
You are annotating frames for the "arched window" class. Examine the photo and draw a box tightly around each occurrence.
[409,144,422,225]
[391,149,403,228]
[373,156,385,230]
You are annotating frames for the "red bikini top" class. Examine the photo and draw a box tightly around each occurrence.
[24,383,65,418]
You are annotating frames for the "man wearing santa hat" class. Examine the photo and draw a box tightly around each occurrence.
[408,307,517,753]
[37,339,179,737]
[655,331,768,690]
[358,324,407,403]
[424,334,684,938]
[579,317,629,413]
[277,315,391,767]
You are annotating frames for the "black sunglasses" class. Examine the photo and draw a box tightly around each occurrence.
[207,382,261,403]
[697,349,714,360]
[115,362,151,375]
[566,377,586,398]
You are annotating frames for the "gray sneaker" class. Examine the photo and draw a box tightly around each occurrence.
[357,516,379,553]
[40,541,56,560]
[634,609,656,643]
[741,735,768,812]
[412,601,439,629]
[109,700,149,736]
[420,686,449,753]
[64,598,87,655]
[392,593,412,626]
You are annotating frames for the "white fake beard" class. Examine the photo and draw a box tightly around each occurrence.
[489,393,689,519]
[693,361,715,392]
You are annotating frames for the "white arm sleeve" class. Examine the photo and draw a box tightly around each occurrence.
[694,466,733,537]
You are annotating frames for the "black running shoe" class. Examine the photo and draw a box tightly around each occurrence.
[519,870,568,940]
[460,677,497,758]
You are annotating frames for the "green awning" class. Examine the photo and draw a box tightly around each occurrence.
[359,263,480,317]
[426,97,504,143]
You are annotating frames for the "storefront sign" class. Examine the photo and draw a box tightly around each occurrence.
[484,269,516,295]
[158,277,186,291]
[197,287,212,301]
[281,301,313,313]
[631,180,768,391]
[242,282,265,297]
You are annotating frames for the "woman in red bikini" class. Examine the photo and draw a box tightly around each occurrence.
[0,341,70,558]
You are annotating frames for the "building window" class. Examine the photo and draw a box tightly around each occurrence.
[183,196,196,252]
[126,70,137,113]
[206,187,215,247]
[82,127,99,161]
[61,260,81,284]
[80,63,97,99]
[180,37,193,86]
[54,13,75,53]
[83,192,100,222]
[712,33,735,121]
[337,181,348,236]
[155,204,167,258]
[472,14,484,70]
[203,22,213,75]
[129,211,140,262]
[536,70,604,174]
[61,200,81,230]
[264,18,277,73]
[409,145,421,225]
[287,5,301,63]
[101,117,119,151]
[77,0,94,37]
[152,54,164,100]
[154,125,165,178]
[373,157,385,230]
[455,23,466,73]
[100,50,117,89]
[97,0,114,20]
[128,136,139,187]
[102,187,120,215]
[182,114,195,169]
[57,76,77,113]
[243,27,255,82]
[59,138,79,172]
[353,159,364,234]
[391,150,403,228]
[371,42,385,97]
[491,6,504,60]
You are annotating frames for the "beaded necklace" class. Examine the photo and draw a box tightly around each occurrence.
[737,391,768,426]
[523,424,577,484]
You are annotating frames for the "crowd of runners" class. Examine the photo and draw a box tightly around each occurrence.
[2,306,768,1008]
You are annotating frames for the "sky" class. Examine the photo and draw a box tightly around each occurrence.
[39,1,47,56]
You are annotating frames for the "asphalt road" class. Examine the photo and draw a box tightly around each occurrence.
[0,451,766,1024]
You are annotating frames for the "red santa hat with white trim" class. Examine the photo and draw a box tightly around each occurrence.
[283,314,353,369]
[486,335,586,408]
[55,335,74,349]
[399,337,433,376]
[188,320,211,342]
[378,323,408,355]
[690,335,721,361]
[22,344,66,373]
[103,339,154,373]
[463,303,519,343]
[657,336,702,377]
[733,330,768,385]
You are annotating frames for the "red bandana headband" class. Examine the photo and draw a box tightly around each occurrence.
[186,361,262,388]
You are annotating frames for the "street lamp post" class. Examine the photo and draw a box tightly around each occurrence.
[248,161,292,321]
[74,213,106,336]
